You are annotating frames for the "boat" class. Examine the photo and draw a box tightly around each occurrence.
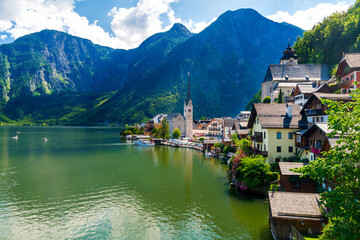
[133,139,155,147]
[205,151,215,158]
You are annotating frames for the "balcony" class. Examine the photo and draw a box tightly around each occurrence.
[250,147,268,157]
[339,79,352,88]
[295,141,309,149]
[250,132,263,142]
[305,109,323,116]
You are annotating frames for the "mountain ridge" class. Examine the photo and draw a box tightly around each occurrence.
[0,9,304,125]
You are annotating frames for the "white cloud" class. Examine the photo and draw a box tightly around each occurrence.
[0,35,7,40]
[0,0,212,49]
[109,0,214,49]
[267,2,350,30]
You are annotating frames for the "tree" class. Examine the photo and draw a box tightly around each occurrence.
[277,89,283,103]
[157,118,170,139]
[296,88,360,239]
[200,116,206,120]
[231,134,251,156]
[262,96,271,103]
[172,128,181,139]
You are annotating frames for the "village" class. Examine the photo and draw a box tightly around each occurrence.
[122,44,358,240]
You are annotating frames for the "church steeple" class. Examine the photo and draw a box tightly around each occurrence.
[280,40,299,65]
[186,72,191,105]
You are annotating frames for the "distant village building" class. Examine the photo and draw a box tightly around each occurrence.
[336,53,360,93]
[237,111,251,121]
[206,118,223,137]
[262,43,329,103]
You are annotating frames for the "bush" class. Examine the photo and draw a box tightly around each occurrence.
[172,128,181,139]
[223,145,235,155]
[263,96,271,103]
[265,171,279,183]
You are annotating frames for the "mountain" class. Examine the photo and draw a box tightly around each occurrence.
[294,0,360,72]
[75,9,304,124]
[0,9,303,125]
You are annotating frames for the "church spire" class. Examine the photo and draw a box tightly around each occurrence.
[186,72,191,104]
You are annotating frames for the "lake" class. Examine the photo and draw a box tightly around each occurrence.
[0,126,272,239]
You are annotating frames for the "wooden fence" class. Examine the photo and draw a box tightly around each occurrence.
[289,225,305,240]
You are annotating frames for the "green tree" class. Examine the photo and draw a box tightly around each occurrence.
[277,89,283,103]
[262,96,271,103]
[200,116,206,120]
[296,88,360,239]
[232,134,252,156]
[237,155,272,190]
[172,128,181,139]
[156,118,170,139]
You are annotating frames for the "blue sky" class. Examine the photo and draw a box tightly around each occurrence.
[0,0,354,49]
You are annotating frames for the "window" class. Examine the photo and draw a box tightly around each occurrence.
[320,117,324,122]
[315,140,322,149]
[316,117,319,122]
[288,132,293,139]
[264,132,266,139]
[276,132,282,139]
[277,146,281,152]
[312,117,315,123]
[264,144,266,151]
[296,135,301,142]
[289,146,293,153]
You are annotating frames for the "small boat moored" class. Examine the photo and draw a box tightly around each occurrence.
[133,139,155,147]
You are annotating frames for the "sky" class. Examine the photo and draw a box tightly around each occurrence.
[0,0,354,49]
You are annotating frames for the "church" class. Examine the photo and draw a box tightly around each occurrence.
[167,73,193,138]
[262,42,330,103]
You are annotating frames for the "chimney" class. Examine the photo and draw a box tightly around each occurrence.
[286,103,292,117]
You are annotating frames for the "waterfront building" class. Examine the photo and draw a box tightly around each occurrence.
[206,118,223,137]
[247,103,307,163]
[336,53,360,93]
[237,111,251,121]
[262,43,329,102]
[268,191,325,239]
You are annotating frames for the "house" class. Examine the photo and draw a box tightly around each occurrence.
[167,113,185,137]
[233,121,249,139]
[300,93,351,125]
[336,53,360,94]
[293,83,333,107]
[223,118,240,144]
[247,103,307,163]
[238,111,251,121]
[269,191,325,240]
[278,162,315,193]
[262,43,329,102]
[206,118,223,137]
[152,114,167,128]
[144,120,155,136]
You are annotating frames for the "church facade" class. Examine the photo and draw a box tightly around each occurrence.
[167,73,193,138]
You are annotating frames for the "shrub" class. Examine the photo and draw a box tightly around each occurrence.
[263,96,271,103]
[172,128,181,139]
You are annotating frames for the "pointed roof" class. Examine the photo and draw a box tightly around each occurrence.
[186,72,191,105]
[280,41,299,62]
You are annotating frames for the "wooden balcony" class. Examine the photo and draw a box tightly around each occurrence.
[305,109,323,116]
[250,147,268,157]
[339,79,352,88]
[250,132,263,143]
[295,141,309,149]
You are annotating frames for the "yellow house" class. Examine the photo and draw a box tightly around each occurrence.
[247,103,308,163]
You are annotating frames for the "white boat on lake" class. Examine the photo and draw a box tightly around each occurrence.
[133,139,155,147]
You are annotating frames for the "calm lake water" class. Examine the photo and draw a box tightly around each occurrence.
[0,126,272,239]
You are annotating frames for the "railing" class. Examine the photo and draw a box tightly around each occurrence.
[208,127,221,131]
[251,132,263,142]
[289,225,305,240]
[295,142,309,149]
[339,79,352,88]
[305,109,323,116]
[250,147,268,157]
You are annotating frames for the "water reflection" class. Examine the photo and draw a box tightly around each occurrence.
[0,127,270,239]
